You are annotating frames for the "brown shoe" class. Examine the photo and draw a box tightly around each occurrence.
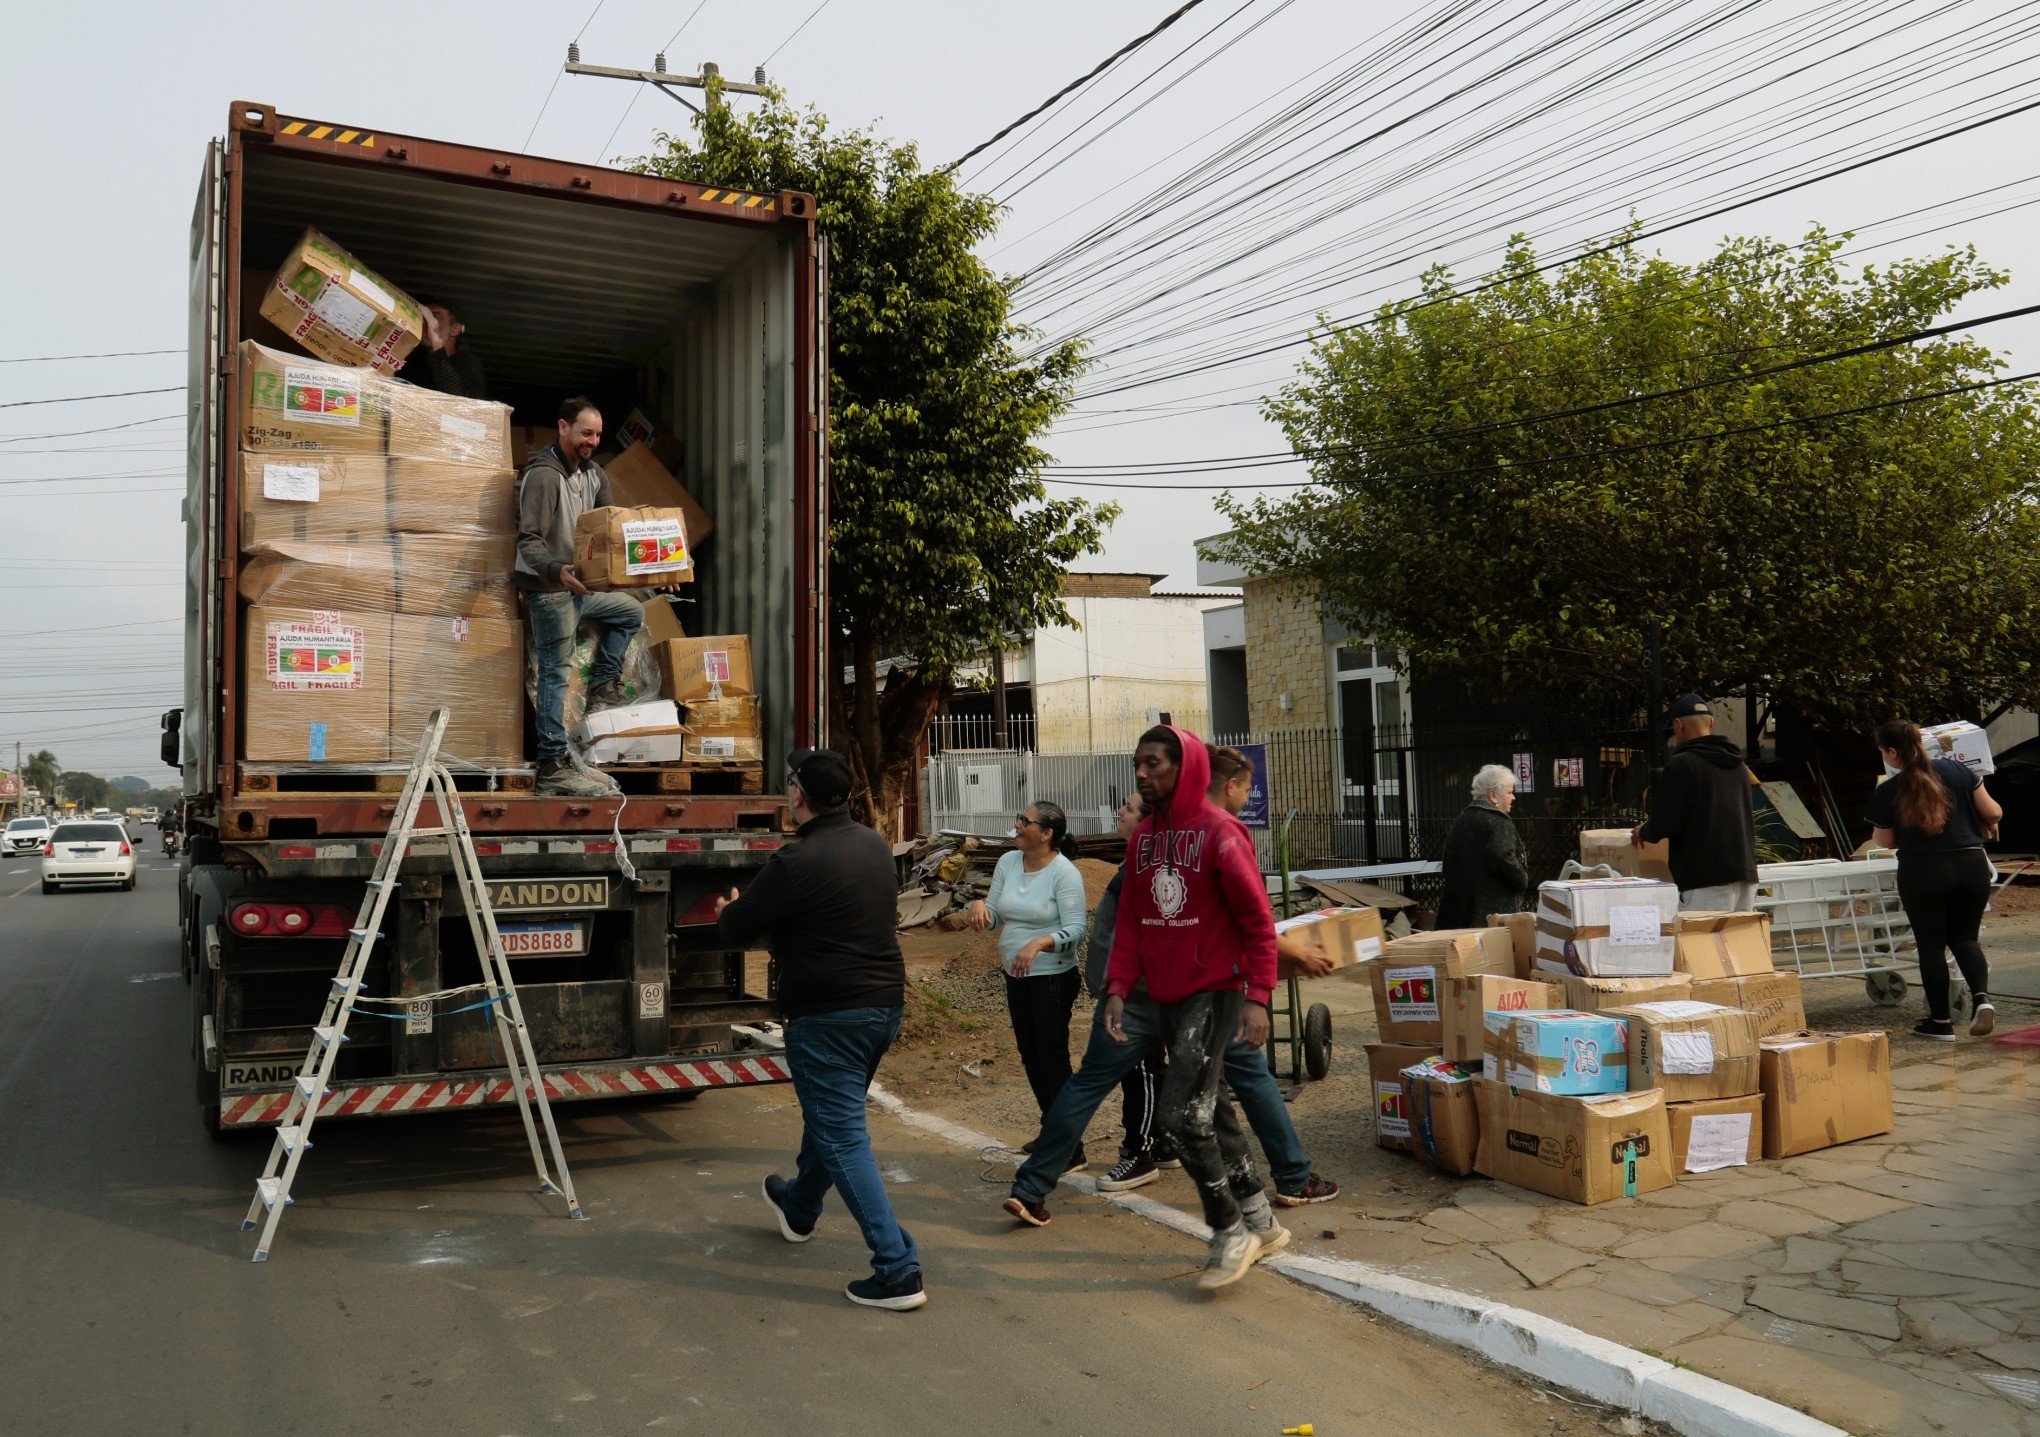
[1003,1195,1051,1227]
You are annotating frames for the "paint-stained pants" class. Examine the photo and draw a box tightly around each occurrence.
[1155,988,1257,1234]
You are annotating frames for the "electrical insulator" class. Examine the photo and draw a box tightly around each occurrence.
[654,52,666,73]
[568,42,580,63]
[754,66,767,85]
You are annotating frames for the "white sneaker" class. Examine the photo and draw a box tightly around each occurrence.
[1197,1223,1263,1290]
[1971,1000,1996,1037]
[1251,1220,1291,1258]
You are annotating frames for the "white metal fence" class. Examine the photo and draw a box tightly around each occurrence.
[921,747,1139,837]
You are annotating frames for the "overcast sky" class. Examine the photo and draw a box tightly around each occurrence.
[5,0,2037,777]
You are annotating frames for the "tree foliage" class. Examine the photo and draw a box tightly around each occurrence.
[631,92,1115,828]
[1218,229,2040,728]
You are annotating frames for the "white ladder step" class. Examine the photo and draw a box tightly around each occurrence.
[331,977,360,994]
[276,1124,311,1154]
[347,927,378,941]
[295,1075,326,1100]
[255,1176,292,1210]
[312,1025,347,1048]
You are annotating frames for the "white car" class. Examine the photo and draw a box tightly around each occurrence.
[41,820,136,893]
[4,815,52,857]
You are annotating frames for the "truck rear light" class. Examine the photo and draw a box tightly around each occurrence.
[665,838,702,852]
[585,841,617,854]
[229,902,355,937]
[273,904,312,934]
[745,837,782,851]
[232,903,272,935]
[472,841,502,856]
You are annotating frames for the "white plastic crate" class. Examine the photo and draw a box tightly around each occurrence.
[1753,858,1912,986]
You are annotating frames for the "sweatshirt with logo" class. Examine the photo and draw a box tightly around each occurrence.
[1103,726,1279,1006]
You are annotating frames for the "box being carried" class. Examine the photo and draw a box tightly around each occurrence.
[1606,1000,1761,1102]
[1759,1031,1894,1158]
[1689,972,1805,1038]
[1675,911,1775,979]
[258,229,423,374]
[572,506,695,589]
[1534,878,1678,978]
[1366,1042,1439,1154]
[1483,1010,1629,1095]
[1277,906,1386,978]
[1365,928,1514,1044]
[1440,975,1561,1062]
[1579,828,1673,883]
[1474,1081,1674,1205]
[1401,1056,1482,1175]
[1884,720,1993,778]
[1668,1094,1764,1174]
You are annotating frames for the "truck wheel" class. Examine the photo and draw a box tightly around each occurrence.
[1303,1003,1333,1081]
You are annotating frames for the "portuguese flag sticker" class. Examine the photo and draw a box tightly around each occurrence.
[268,622,364,690]
[281,364,362,426]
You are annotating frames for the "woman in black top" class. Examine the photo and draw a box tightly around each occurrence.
[1866,721,2004,1041]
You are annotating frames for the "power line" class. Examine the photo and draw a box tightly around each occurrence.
[0,413,181,445]
[0,388,181,411]
[0,349,181,364]
[939,0,1209,175]
[596,0,719,162]
[523,0,612,152]
[761,0,840,68]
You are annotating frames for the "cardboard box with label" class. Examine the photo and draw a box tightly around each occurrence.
[238,536,518,621]
[386,387,512,468]
[1534,878,1679,978]
[587,729,689,765]
[1561,973,1694,1013]
[239,341,388,454]
[602,441,716,546]
[1364,928,1515,1044]
[575,700,682,745]
[657,635,756,704]
[683,696,764,762]
[1689,971,1805,1038]
[1759,1031,1894,1158]
[258,229,423,374]
[1401,1056,1483,1175]
[1579,828,1674,883]
[1675,911,1775,979]
[572,505,695,589]
[1607,1000,1761,1102]
[1886,720,1994,779]
[1484,1010,1629,1095]
[1278,906,1387,978]
[240,606,393,763]
[1668,1093,1764,1173]
[384,460,517,538]
[1366,1042,1440,1154]
[1489,911,1538,980]
[390,612,525,766]
[239,453,393,548]
[1474,1081,1674,1205]
[1441,975,1561,1062]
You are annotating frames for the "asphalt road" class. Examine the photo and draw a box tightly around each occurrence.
[0,859,1581,1437]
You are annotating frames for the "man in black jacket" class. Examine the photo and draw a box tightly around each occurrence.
[1634,694,1760,910]
[715,749,925,1311]
[407,300,488,399]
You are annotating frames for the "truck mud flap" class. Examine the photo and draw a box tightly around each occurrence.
[218,1053,792,1127]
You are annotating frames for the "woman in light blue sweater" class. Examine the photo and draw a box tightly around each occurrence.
[969,801,1089,1153]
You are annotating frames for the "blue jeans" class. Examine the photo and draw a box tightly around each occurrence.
[525,589,643,762]
[1226,1039,1310,1193]
[781,1005,919,1282]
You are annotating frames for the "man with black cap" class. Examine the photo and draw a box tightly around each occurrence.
[714,748,925,1310]
[1634,694,1760,910]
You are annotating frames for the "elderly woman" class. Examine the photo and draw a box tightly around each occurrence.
[1435,763,1529,928]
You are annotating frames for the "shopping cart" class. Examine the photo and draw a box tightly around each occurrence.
[1753,858,1917,1006]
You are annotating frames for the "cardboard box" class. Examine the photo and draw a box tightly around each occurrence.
[1483,1010,1629,1095]
[257,229,423,374]
[1278,906,1387,978]
[1675,911,1775,979]
[511,426,553,468]
[588,729,688,765]
[1759,1031,1894,1159]
[1607,1000,1761,1102]
[1579,828,1674,883]
[1534,878,1679,978]
[683,696,763,761]
[1885,720,1994,778]
[1364,928,1515,1044]
[1367,1042,1440,1154]
[1667,1094,1764,1173]
[572,504,695,589]
[575,700,682,744]
[240,606,393,763]
[1474,1081,1674,1205]
[602,442,715,546]
[239,452,393,548]
[390,612,525,766]
[614,407,687,472]
[384,460,517,538]
[1489,911,1538,980]
[386,386,512,468]
[1402,1057,1483,1175]
[1562,973,1694,1013]
[1690,972,1805,1038]
[1441,975,1561,1062]
[657,635,755,704]
[239,341,388,454]
[640,595,686,648]
[237,536,518,621]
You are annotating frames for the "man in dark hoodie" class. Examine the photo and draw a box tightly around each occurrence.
[514,397,643,797]
[1634,694,1760,910]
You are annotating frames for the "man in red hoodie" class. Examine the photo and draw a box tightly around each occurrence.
[1101,724,1279,1289]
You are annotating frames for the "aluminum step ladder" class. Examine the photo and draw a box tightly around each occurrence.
[241,708,583,1261]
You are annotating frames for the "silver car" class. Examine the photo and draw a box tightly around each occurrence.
[4,815,51,857]
[41,820,136,893]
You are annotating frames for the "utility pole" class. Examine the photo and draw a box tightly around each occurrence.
[563,47,773,115]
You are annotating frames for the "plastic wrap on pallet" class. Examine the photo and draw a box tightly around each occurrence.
[239,535,518,620]
[240,455,514,548]
[387,385,513,467]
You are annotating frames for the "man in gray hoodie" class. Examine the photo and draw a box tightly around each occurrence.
[516,397,643,797]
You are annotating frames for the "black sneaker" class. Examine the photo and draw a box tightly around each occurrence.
[1913,1017,1958,1042]
[1021,1138,1038,1154]
[762,1174,814,1243]
[846,1270,927,1311]
[1150,1140,1183,1170]
[1004,1195,1052,1227]
[1064,1145,1089,1175]
[586,680,632,712]
[1273,1173,1340,1207]
[1971,1000,1996,1038]
[1096,1152,1160,1191]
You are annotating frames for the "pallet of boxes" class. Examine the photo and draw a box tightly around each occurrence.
[234,232,528,791]
[1358,858,1893,1204]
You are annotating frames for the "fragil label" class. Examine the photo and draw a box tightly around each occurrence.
[267,623,364,690]
[621,517,690,575]
[281,365,361,426]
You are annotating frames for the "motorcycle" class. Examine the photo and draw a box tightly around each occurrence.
[161,829,181,858]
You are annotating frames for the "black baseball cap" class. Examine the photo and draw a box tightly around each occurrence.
[1666,693,1712,722]
[786,747,854,807]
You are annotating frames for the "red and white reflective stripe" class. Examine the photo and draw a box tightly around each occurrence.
[218,1054,790,1126]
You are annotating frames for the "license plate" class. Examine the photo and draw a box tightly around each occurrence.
[71,848,102,856]
[497,921,588,957]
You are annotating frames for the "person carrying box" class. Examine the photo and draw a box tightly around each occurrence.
[514,396,643,797]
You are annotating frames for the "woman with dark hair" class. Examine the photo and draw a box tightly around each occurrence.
[971,802,1090,1154]
[1867,720,2005,1041]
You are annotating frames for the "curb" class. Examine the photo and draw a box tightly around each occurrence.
[866,1083,1843,1437]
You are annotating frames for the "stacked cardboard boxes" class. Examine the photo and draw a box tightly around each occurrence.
[236,340,523,769]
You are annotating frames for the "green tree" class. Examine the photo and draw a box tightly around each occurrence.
[21,749,58,799]
[57,770,112,812]
[1217,229,2040,729]
[630,91,1114,831]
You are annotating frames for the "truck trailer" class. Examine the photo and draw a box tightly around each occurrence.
[168,101,828,1133]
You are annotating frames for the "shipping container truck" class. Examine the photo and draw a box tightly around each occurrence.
[167,101,829,1134]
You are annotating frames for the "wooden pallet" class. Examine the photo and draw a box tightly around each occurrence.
[603,760,766,796]
[238,765,536,796]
